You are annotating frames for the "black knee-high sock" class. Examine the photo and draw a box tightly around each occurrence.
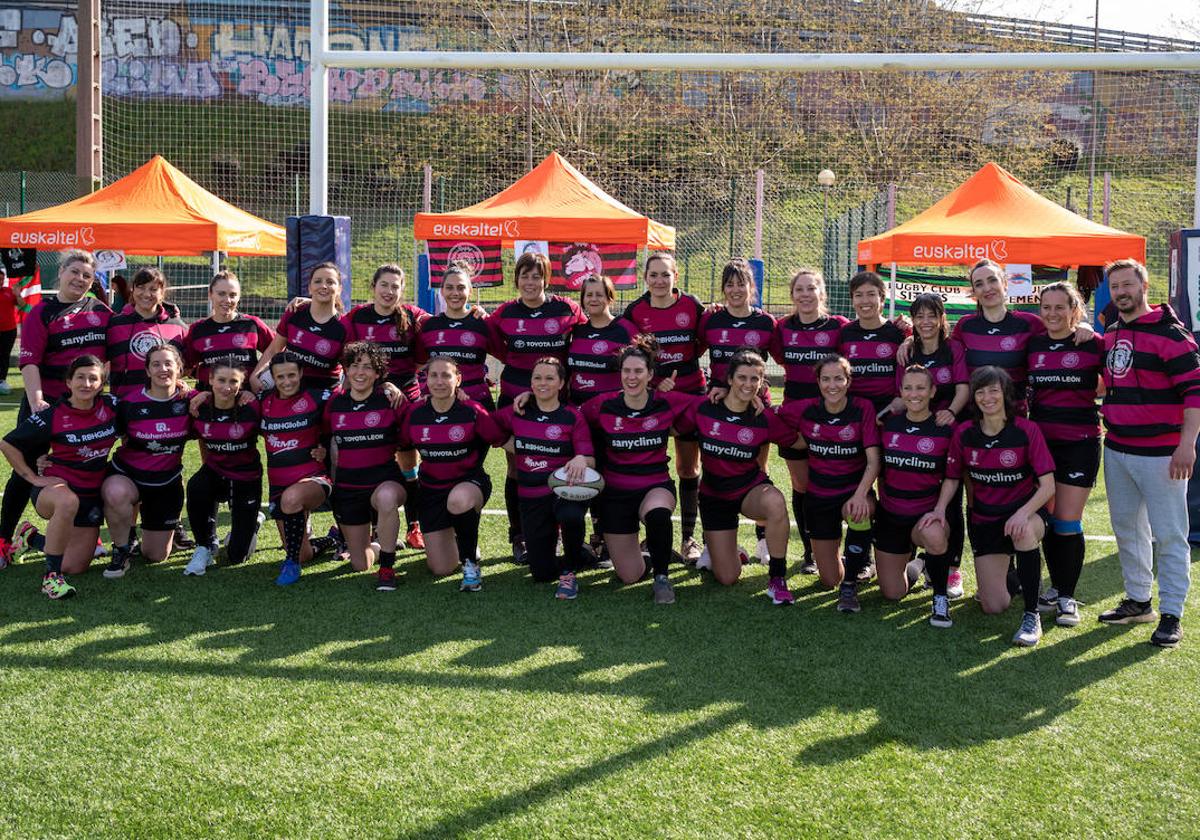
[679,477,699,541]
[0,472,30,541]
[504,477,521,543]
[842,525,872,583]
[947,490,965,568]
[44,552,63,574]
[791,490,811,558]
[644,508,673,576]
[1042,530,1063,590]
[925,551,950,597]
[768,556,787,578]
[378,550,396,569]
[282,512,306,563]
[558,502,586,574]
[1015,548,1042,613]
[1053,532,1084,599]
[451,508,481,565]
[755,524,766,541]
[403,478,420,529]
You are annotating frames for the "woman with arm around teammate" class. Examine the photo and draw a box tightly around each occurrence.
[487,250,585,564]
[838,270,909,418]
[0,250,111,565]
[620,253,706,564]
[495,357,596,599]
[106,267,189,399]
[0,356,118,597]
[676,349,800,605]
[875,365,956,625]
[581,335,694,604]
[769,268,848,575]
[778,355,881,614]
[416,263,495,409]
[1025,282,1104,627]
[934,366,1056,647]
[251,262,348,393]
[183,358,264,574]
[101,344,194,577]
[397,356,507,592]
[323,341,408,588]
[184,270,274,390]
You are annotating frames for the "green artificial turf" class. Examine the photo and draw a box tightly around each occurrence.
[0,386,1197,838]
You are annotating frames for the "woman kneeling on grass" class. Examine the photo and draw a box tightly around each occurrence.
[0,356,118,598]
[102,344,195,578]
[500,357,596,600]
[779,355,881,614]
[184,358,264,575]
[675,349,799,604]
[930,366,1055,647]
[398,356,506,592]
[323,341,407,587]
[876,365,955,627]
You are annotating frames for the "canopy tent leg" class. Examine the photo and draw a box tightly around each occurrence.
[889,262,897,319]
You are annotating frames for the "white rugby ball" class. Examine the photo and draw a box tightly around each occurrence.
[548,466,605,501]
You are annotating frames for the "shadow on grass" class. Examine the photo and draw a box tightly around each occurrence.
[0,547,1165,836]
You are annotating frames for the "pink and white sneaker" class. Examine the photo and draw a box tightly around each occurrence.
[767,576,795,606]
[947,569,965,600]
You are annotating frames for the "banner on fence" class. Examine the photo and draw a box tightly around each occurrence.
[886,267,1066,321]
[427,240,503,288]
[549,242,639,290]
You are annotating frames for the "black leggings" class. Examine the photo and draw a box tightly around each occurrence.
[0,396,38,541]
[519,494,587,583]
[185,465,263,564]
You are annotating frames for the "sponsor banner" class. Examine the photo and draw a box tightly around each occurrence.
[549,242,639,290]
[886,268,1065,322]
[427,240,503,288]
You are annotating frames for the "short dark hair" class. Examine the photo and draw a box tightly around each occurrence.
[969,365,1017,424]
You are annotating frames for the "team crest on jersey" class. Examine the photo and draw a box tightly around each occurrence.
[814,331,831,346]
[365,412,382,428]
[936,367,951,383]
[876,343,892,358]
[737,427,755,444]
[917,437,935,453]
[675,312,691,327]
[546,425,563,439]
[449,425,466,442]
[592,341,608,354]
[172,402,186,415]
[745,332,762,347]
[292,396,310,413]
[461,332,477,346]
[130,332,163,359]
[232,333,248,348]
[838,426,856,441]
[1108,339,1134,377]
[999,449,1018,467]
[1000,336,1017,351]
[230,424,244,438]
[86,312,102,326]
[1063,352,1080,369]
[642,416,659,430]
[315,339,333,355]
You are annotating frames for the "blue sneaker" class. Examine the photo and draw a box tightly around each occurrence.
[460,560,482,592]
[555,571,578,600]
[275,559,301,586]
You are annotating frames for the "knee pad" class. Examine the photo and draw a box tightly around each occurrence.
[1052,518,1083,536]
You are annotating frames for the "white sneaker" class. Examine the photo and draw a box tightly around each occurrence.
[1056,597,1081,627]
[696,546,712,571]
[0,381,11,395]
[755,538,770,564]
[946,568,965,599]
[184,545,214,576]
[1012,611,1042,647]
[680,537,702,565]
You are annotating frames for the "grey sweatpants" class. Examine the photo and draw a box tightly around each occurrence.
[1104,446,1192,617]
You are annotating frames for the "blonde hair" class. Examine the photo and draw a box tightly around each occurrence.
[790,267,828,316]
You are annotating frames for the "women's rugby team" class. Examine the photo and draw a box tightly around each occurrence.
[0,247,1108,647]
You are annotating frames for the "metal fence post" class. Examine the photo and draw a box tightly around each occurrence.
[20,170,26,213]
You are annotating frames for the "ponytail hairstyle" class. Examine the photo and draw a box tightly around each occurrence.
[579,272,616,306]
[1038,281,1087,331]
[901,363,936,389]
[372,263,411,335]
[309,261,345,315]
[617,332,660,378]
[209,269,240,291]
[726,347,767,384]
[814,353,852,382]
[968,259,1007,314]
[643,252,678,288]
[789,267,828,317]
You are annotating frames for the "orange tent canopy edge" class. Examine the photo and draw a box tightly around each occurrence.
[857,162,1145,267]
[414,152,676,250]
[0,155,287,257]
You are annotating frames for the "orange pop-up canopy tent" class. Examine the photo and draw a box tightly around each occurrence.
[413,152,675,249]
[857,162,1145,267]
[0,155,286,257]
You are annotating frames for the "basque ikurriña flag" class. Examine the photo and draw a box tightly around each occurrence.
[427,240,503,288]
[5,266,41,321]
[549,242,639,290]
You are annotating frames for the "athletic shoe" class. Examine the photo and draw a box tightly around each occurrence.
[855,561,875,584]
[460,560,482,592]
[555,572,578,600]
[1150,614,1182,648]
[836,582,861,613]
[275,559,301,586]
[1037,586,1060,614]
[737,546,752,566]
[511,540,527,566]
[756,538,770,564]
[680,537,702,565]
[173,523,195,551]
[695,546,712,571]
[102,550,131,579]
[1098,598,1157,625]
[41,572,75,600]
[14,521,39,557]
[799,555,817,575]
[766,576,794,606]
[183,546,215,576]
[0,380,11,395]
[946,568,965,599]
[652,574,675,605]
[930,594,953,629]
[0,537,13,570]
[376,566,398,592]
[405,522,426,551]
[94,537,107,558]
[904,556,925,591]
[1012,611,1042,647]
[1055,597,1081,627]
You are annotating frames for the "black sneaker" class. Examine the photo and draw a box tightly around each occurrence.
[1150,614,1182,648]
[102,549,131,579]
[836,582,861,613]
[511,540,527,566]
[799,554,817,575]
[173,523,195,551]
[1098,598,1157,625]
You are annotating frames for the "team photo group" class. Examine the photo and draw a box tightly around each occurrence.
[1,246,1195,651]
